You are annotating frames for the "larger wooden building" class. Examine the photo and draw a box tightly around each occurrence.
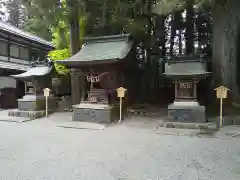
[0,21,54,109]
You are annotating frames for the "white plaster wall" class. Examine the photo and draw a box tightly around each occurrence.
[0,76,16,89]
[0,56,8,61]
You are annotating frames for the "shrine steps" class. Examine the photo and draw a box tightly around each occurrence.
[157,121,216,130]
[0,110,31,123]
[8,109,54,120]
[87,89,109,104]
[82,101,108,105]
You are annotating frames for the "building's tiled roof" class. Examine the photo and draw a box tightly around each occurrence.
[57,34,132,66]
[0,21,54,48]
[164,60,210,77]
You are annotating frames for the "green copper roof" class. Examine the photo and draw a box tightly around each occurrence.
[164,60,210,77]
[58,34,132,67]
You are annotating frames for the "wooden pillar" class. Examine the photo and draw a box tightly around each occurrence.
[80,74,86,101]
[90,75,94,90]
[90,69,94,90]
[71,69,81,104]
[174,81,178,100]
[32,77,37,95]
[193,81,197,100]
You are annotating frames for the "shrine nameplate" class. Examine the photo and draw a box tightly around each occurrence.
[26,82,32,86]
[179,82,192,89]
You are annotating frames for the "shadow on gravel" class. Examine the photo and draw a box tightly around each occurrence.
[196,128,219,137]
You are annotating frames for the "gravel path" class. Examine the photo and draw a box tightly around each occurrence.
[0,115,239,180]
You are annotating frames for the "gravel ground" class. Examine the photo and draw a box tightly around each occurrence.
[0,114,240,180]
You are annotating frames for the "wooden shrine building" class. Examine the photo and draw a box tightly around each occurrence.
[9,60,56,119]
[0,21,54,109]
[57,34,133,122]
[164,56,211,123]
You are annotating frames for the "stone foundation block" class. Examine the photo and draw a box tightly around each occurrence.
[72,107,114,123]
[168,104,206,123]
[8,109,53,120]
[18,97,56,111]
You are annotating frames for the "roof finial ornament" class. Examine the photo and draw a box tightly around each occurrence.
[36,57,40,64]
[30,61,36,68]
[43,58,53,67]
[46,58,53,67]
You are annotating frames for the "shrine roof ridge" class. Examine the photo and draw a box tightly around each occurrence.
[164,59,211,78]
[56,34,133,67]
[83,34,131,43]
[167,55,205,64]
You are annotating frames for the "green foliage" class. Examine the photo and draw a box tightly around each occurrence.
[51,15,86,49]
[79,16,86,45]
[51,20,70,49]
[153,0,186,15]
[22,0,154,40]
[22,0,68,40]
[48,49,70,75]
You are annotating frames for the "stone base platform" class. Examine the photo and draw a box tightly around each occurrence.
[18,95,56,111]
[168,103,206,123]
[72,103,116,123]
[8,109,54,120]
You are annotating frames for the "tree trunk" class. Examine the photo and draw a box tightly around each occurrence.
[178,30,182,55]
[185,4,194,55]
[170,13,176,56]
[70,19,81,104]
[146,0,152,64]
[153,15,166,57]
[67,0,81,105]
[212,0,240,97]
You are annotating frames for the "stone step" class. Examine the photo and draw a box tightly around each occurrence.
[82,101,108,105]
[89,89,106,92]
[0,116,30,123]
[88,90,106,94]
[8,109,51,119]
[88,94,106,97]
[88,91,106,94]
[158,121,216,130]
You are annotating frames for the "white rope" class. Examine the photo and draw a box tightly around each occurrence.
[78,71,110,82]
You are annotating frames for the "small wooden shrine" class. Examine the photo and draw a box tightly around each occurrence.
[164,56,211,123]
[8,60,56,119]
[57,34,133,122]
